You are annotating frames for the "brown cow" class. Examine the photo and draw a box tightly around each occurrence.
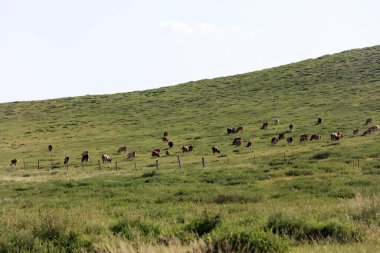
[317,117,322,125]
[10,159,17,166]
[162,136,169,142]
[289,124,294,131]
[188,145,194,152]
[271,137,279,144]
[101,154,112,163]
[48,145,53,152]
[286,136,294,144]
[232,137,242,146]
[81,151,89,162]
[261,122,269,129]
[310,134,321,141]
[235,126,243,133]
[63,156,70,165]
[165,150,171,156]
[152,150,160,157]
[246,141,252,148]
[163,132,169,137]
[117,146,127,154]
[227,127,236,134]
[168,141,174,148]
[331,132,343,141]
[182,146,190,153]
[127,151,136,159]
[212,146,221,153]
[300,134,308,143]
[278,133,285,140]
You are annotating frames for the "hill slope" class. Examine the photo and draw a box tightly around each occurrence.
[0,45,379,252]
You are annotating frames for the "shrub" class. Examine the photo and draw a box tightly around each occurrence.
[265,212,362,243]
[110,219,161,241]
[312,151,332,160]
[206,230,288,253]
[185,212,221,237]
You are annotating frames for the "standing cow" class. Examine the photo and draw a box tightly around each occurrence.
[81,151,89,162]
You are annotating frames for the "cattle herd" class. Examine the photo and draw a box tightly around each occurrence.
[7,117,379,168]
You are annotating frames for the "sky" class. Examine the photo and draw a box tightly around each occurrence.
[0,0,379,103]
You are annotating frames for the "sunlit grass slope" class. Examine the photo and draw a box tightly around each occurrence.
[0,45,379,252]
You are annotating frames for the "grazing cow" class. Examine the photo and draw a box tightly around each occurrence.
[152,150,160,157]
[261,122,269,129]
[127,151,136,159]
[310,134,321,141]
[353,129,360,135]
[10,159,17,166]
[48,145,53,152]
[162,136,169,142]
[63,156,70,165]
[246,141,252,148]
[182,146,190,153]
[212,146,221,154]
[235,126,243,133]
[117,146,127,154]
[232,137,242,146]
[101,154,112,163]
[163,132,169,137]
[271,137,279,144]
[331,132,343,141]
[317,118,322,125]
[286,136,294,144]
[363,129,372,136]
[81,151,89,162]
[168,141,174,148]
[300,134,308,143]
[188,145,194,152]
[227,127,236,134]
[363,125,380,136]
[165,150,170,156]
[365,118,372,125]
[289,124,294,131]
[274,118,280,125]
[278,133,285,140]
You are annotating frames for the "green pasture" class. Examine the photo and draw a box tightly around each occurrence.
[0,46,379,252]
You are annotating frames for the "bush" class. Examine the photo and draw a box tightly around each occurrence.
[185,212,221,237]
[312,151,332,160]
[110,219,161,241]
[206,229,288,253]
[265,212,362,243]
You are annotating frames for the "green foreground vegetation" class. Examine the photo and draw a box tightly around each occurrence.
[0,46,379,252]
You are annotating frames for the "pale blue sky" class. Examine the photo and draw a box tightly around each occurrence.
[1,0,379,102]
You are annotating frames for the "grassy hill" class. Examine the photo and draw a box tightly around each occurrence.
[0,45,379,252]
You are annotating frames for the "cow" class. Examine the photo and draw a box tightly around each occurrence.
[165,150,171,156]
[48,145,53,152]
[63,156,70,165]
[163,132,169,137]
[310,134,321,141]
[353,129,360,135]
[227,127,236,134]
[152,150,160,157]
[182,146,190,153]
[363,129,372,136]
[365,118,372,125]
[101,154,112,163]
[81,151,89,162]
[117,146,127,154]
[162,136,169,142]
[127,151,136,159]
[10,159,17,166]
[271,137,279,144]
[289,124,294,131]
[168,141,174,148]
[363,125,379,136]
[188,145,194,152]
[317,118,322,125]
[246,141,252,148]
[232,137,242,146]
[331,132,343,141]
[274,118,280,125]
[212,146,221,153]
[300,134,308,143]
[261,122,269,129]
[278,133,285,140]
[235,126,243,133]
[286,136,294,144]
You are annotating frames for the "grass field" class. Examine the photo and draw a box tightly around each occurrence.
[0,45,379,252]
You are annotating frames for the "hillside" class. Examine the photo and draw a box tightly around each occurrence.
[0,45,379,252]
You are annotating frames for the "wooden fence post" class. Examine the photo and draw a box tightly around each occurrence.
[156,159,159,170]
[177,155,182,170]
[134,160,137,170]
[115,161,118,171]
[66,162,69,170]
[37,158,40,170]
[81,162,84,170]
[98,160,101,170]
[23,159,26,170]
[202,157,205,169]
[50,155,53,169]
[357,157,360,169]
